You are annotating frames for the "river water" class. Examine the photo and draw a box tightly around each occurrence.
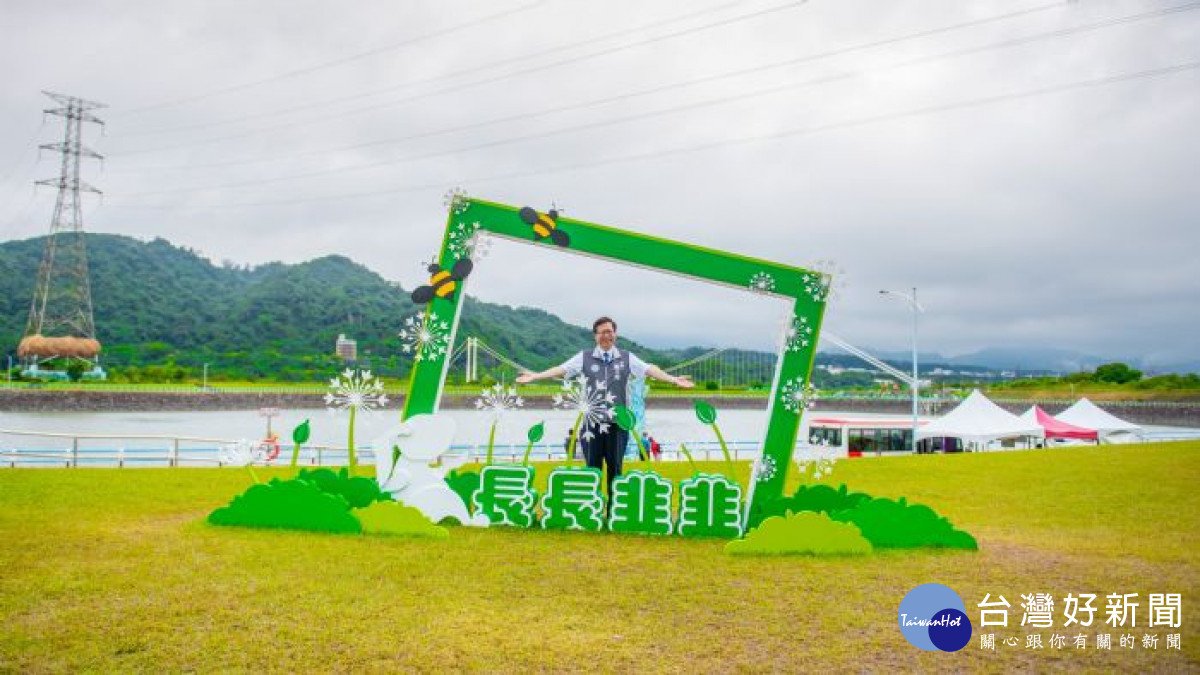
[2,408,1194,467]
[0,407,906,466]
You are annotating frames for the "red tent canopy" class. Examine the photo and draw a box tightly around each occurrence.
[1031,406,1099,441]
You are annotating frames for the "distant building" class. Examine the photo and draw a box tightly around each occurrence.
[335,334,357,362]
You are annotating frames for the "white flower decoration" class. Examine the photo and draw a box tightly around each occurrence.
[796,437,838,480]
[552,375,616,442]
[443,187,470,215]
[779,314,815,353]
[474,382,524,420]
[801,271,832,303]
[398,312,451,362]
[752,455,778,483]
[804,258,846,302]
[219,439,267,467]
[325,369,389,411]
[749,271,776,293]
[447,220,491,262]
[779,377,818,414]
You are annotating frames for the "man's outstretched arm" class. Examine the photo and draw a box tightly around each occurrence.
[645,365,694,388]
[516,366,567,384]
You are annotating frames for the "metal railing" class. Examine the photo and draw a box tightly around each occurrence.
[0,428,769,468]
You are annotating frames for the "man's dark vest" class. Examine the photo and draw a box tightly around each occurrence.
[580,348,631,410]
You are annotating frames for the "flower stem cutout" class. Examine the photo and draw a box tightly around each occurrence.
[325,369,388,470]
[612,405,649,463]
[694,400,736,478]
[290,419,311,469]
[522,421,545,466]
[474,382,524,465]
[678,443,699,474]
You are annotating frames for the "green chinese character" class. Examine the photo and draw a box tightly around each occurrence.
[540,467,605,532]
[472,465,537,527]
[608,470,673,535]
[677,473,743,539]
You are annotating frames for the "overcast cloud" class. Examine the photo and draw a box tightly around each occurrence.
[1,0,1197,368]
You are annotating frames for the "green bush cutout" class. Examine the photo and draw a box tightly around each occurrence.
[725,511,872,556]
[355,501,449,540]
[830,497,978,550]
[208,478,362,534]
[445,469,480,514]
[297,467,391,508]
[759,483,872,520]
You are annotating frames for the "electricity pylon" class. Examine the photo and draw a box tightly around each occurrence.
[19,91,105,367]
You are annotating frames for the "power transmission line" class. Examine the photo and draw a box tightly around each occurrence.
[109,0,1097,173]
[114,2,1200,197]
[111,1,549,118]
[107,58,1200,210]
[107,0,1075,167]
[110,0,812,144]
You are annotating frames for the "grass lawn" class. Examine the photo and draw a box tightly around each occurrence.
[1,443,1197,672]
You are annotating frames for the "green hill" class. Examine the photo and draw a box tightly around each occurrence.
[0,234,677,382]
[0,234,938,388]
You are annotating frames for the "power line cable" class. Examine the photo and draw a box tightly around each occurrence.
[107,58,1200,210]
[116,2,1199,196]
[0,121,49,211]
[111,0,812,143]
[111,1,549,118]
[112,0,1085,172]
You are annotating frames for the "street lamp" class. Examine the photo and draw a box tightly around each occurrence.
[880,288,923,452]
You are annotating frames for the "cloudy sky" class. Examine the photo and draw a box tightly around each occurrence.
[1,0,1197,368]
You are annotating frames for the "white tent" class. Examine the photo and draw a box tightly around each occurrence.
[916,390,1044,445]
[1055,398,1142,440]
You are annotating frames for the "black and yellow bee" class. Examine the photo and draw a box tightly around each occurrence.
[411,259,473,305]
[519,206,570,247]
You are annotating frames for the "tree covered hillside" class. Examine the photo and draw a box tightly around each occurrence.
[0,234,663,381]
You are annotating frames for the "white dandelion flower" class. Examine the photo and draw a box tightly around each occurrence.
[474,382,524,420]
[749,271,776,294]
[219,439,267,467]
[795,437,838,480]
[803,258,846,302]
[325,369,389,412]
[443,187,470,215]
[447,220,491,262]
[552,375,615,442]
[779,377,818,414]
[778,314,815,353]
[801,271,833,303]
[398,312,451,361]
[752,455,778,483]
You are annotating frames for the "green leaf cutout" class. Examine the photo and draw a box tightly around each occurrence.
[694,400,717,425]
[527,421,546,443]
[292,419,311,445]
[612,405,637,432]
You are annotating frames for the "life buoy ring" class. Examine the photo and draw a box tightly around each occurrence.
[259,437,281,461]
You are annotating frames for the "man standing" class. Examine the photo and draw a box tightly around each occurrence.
[516,316,693,496]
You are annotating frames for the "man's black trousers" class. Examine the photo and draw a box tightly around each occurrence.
[581,426,627,500]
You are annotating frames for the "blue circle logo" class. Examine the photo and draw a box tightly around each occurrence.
[897,583,972,652]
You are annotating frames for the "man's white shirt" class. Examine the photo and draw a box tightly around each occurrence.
[560,346,652,379]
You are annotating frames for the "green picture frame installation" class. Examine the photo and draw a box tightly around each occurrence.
[402,198,829,522]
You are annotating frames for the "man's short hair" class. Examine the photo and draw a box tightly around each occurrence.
[592,317,617,333]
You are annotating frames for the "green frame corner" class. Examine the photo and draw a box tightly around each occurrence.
[401,198,828,523]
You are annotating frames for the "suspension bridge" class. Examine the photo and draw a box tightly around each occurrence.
[444,332,915,389]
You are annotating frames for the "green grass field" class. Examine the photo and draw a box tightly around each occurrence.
[1,443,1197,672]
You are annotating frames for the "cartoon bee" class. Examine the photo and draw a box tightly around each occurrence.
[519,206,570,247]
[411,259,473,305]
